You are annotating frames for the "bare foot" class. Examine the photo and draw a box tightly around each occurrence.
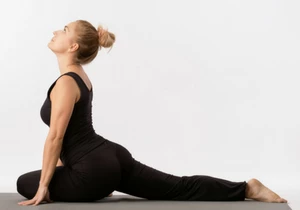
[245,178,288,203]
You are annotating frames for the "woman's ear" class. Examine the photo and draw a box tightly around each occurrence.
[69,43,79,53]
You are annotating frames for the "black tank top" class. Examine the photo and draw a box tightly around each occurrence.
[40,71,106,166]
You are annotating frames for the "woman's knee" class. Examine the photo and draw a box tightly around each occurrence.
[16,171,40,199]
[16,174,25,195]
[16,174,32,198]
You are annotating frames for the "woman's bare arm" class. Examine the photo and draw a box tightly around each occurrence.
[39,76,77,187]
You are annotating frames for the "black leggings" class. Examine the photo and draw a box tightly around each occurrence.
[17,139,247,202]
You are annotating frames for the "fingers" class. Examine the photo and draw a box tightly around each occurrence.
[33,197,43,206]
[18,198,45,206]
[18,199,36,206]
[18,195,53,206]
[18,199,53,206]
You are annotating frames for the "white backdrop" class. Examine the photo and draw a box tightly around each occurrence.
[0,0,299,193]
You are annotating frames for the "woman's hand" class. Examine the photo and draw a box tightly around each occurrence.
[18,185,53,206]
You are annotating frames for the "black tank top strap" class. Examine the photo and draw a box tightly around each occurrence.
[63,71,92,102]
[47,71,92,102]
[63,72,86,90]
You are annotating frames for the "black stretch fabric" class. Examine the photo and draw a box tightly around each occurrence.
[17,71,247,202]
[40,71,106,166]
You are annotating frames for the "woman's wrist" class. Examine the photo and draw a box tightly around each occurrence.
[39,182,49,188]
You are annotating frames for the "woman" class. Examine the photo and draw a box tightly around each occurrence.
[16,20,287,206]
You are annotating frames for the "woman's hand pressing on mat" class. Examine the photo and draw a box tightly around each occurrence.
[18,185,53,206]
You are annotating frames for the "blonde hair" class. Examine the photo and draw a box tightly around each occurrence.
[73,20,115,65]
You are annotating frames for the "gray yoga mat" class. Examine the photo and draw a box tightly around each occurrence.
[0,193,292,210]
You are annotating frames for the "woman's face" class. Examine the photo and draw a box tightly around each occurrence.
[48,21,78,54]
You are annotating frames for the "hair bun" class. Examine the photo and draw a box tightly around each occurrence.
[98,25,115,49]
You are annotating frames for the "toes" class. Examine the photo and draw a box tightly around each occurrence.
[276,197,287,203]
[281,198,288,203]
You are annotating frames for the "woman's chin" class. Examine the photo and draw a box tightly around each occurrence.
[47,42,54,51]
